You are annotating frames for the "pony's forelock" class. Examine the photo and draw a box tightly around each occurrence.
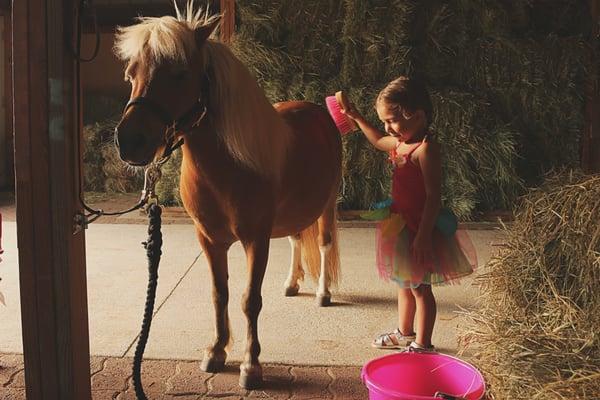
[114,1,220,65]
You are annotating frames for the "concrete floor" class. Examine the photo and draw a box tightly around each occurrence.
[0,220,502,366]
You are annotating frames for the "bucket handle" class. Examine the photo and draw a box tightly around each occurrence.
[434,392,466,400]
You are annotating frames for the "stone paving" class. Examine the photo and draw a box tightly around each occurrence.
[0,353,368,399]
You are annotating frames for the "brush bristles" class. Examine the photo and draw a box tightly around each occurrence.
[325,95,357,135]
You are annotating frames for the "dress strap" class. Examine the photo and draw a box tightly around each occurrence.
[406,141,424,158]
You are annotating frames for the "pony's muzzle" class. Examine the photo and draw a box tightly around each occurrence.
[114,126,149,165]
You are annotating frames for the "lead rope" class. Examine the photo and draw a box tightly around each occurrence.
[133,203,162,400]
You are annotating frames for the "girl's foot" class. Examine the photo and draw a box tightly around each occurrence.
[372,328,416,349]
[406,341,436,353]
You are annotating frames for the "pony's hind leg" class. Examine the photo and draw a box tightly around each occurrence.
[239,235,270,389]
[316,201,340,307]
[197,233,231,373]
[283,234,304,296]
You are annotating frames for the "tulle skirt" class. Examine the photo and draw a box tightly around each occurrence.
[375,212,477,288]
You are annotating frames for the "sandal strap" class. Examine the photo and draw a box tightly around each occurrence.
[374,329,415,346]
[375,332,399,346]
[406,341,436,353]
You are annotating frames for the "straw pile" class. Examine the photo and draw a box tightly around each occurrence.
[459,171,600,399]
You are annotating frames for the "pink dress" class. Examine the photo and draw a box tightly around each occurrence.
[376,142,477,288]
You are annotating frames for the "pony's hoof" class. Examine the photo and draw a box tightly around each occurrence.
[200,350,226,373]
[200,357,225,372]
[239,364,263,389]
[316,294,331,307]
[284,284,300,297]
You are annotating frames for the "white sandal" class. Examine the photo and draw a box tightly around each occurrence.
[406,341,436,353]
[372,328,416,349]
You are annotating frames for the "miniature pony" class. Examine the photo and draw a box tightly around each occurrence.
[114,3,342,388]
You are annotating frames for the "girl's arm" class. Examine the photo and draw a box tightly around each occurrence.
[412,141,442,262]
[342,110,398,152]
[353,117,398,151]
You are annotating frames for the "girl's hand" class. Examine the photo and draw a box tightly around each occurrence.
[392,142,405,166]
[412,232,433,265]
[340,104,362,121]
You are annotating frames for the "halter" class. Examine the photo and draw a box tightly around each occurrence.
[123,74,209,161]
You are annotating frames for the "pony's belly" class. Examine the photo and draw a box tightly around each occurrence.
[271,211,321,238]
[271,103,342,237]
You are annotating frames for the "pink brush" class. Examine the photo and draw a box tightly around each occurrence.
[325,91,358,135]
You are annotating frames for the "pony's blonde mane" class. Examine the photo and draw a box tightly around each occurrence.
[114,2,292,181]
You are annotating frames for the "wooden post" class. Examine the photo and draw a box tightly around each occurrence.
[220,0,235,43]
[0,2,12,190]
[583,0,600,172]
[12,0,92,398]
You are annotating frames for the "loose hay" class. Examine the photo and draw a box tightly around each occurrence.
[459,171,600,399]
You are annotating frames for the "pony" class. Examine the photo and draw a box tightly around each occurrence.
[113,2,342,389]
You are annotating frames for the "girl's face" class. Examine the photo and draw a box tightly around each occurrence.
[376,101,425,142]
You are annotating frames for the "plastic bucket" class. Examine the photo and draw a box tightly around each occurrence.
[361,352,485,400]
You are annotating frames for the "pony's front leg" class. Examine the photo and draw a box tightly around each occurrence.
[239,236,270,389]
[283,234,304,296]
[197,234,231,373]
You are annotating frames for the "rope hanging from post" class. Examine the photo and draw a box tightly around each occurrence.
[132,203,163,400]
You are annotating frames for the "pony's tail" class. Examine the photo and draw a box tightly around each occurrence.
[300,215,340,286]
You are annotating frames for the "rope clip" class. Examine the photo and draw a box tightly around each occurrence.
[141,163,162,205]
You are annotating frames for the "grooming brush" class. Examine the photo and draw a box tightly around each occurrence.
[325,91,358,135]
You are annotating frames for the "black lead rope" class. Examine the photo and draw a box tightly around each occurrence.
[133,204,163,400]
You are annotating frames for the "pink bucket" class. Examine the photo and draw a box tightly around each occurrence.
[361,352,485,400]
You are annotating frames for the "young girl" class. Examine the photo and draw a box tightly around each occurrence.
[342,76,476,351]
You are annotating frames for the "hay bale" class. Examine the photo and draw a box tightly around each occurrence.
[232,1,590,214]
[155,149,183,206]
[454,35,589,183]
[459,171,600,399]
[431,89,522,219]
[82,122,109,192]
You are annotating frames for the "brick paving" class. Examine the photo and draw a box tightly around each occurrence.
[0,353,368,399]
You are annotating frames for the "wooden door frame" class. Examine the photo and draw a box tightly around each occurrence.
[220,0,235,43]
[13,0,92,398]
[0,1,11,189]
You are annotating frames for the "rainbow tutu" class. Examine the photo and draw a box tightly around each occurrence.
[363,204,477,288]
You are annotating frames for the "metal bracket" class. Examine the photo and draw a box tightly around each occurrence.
[73,211,89,234]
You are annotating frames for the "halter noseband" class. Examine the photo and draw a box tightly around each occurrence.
[123,97,205,132]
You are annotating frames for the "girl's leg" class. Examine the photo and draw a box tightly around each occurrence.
[410,284,436,347]
[398,288,416,335]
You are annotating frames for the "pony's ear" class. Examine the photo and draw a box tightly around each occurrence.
[195,16,221,46]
